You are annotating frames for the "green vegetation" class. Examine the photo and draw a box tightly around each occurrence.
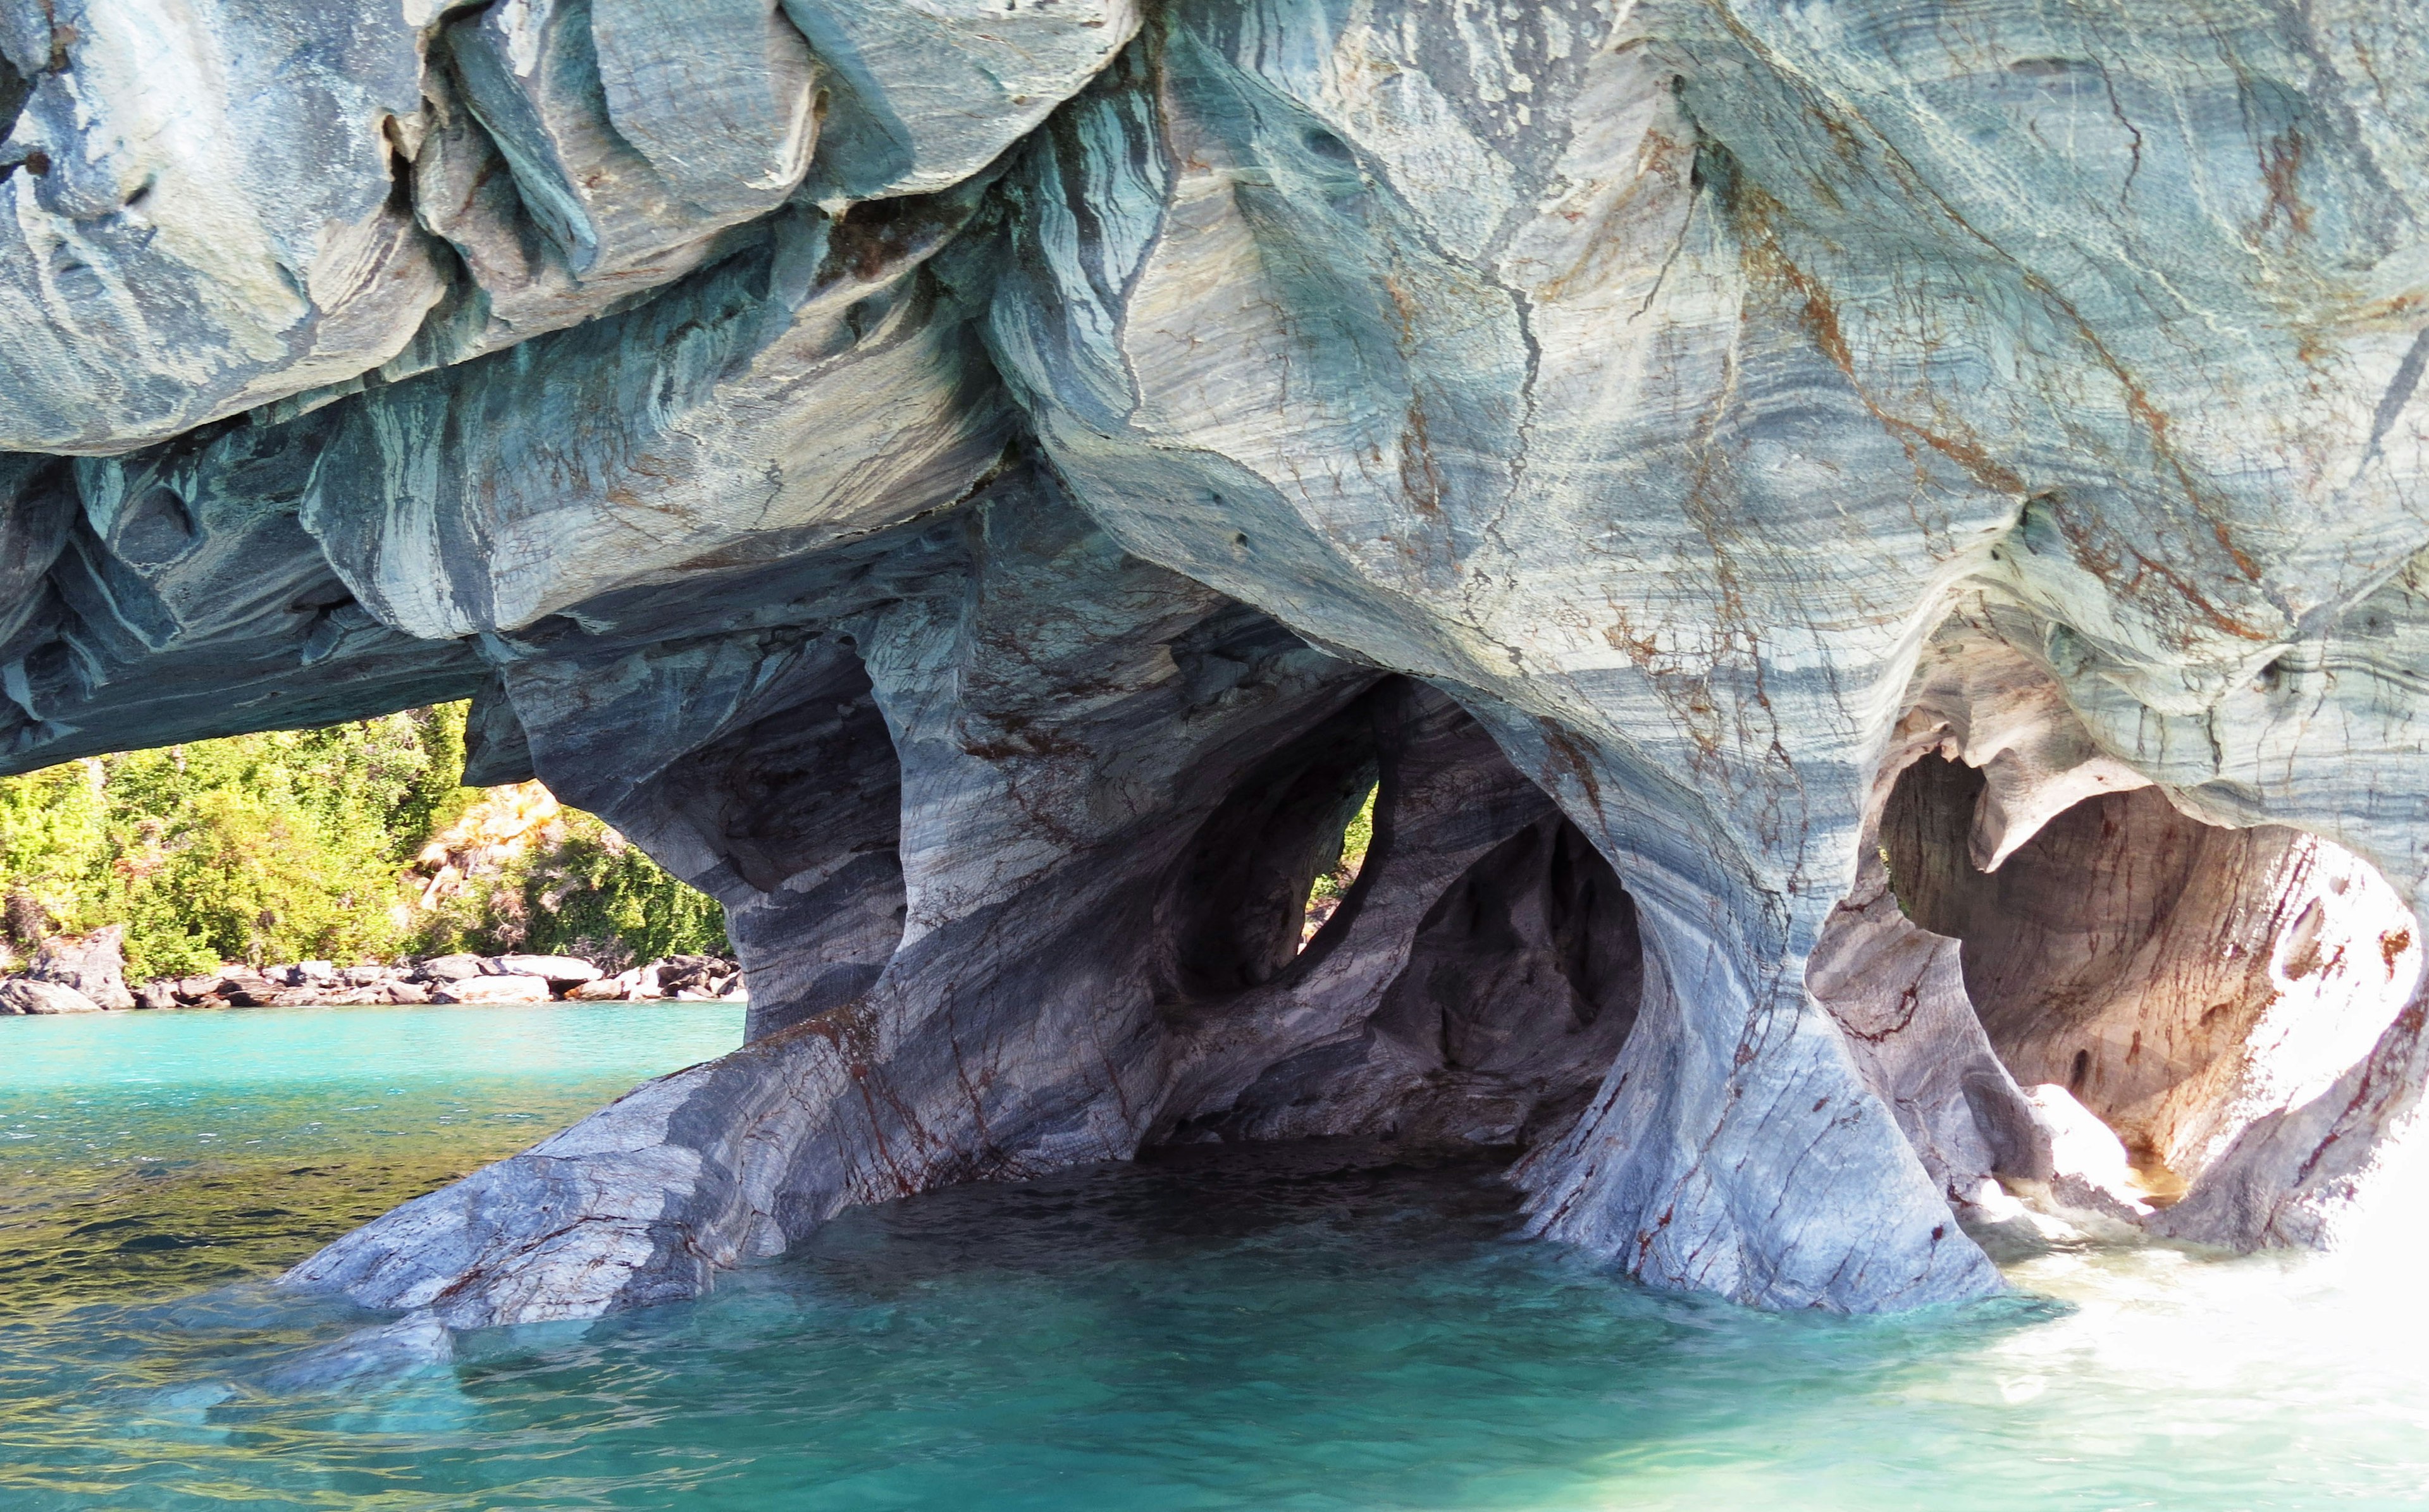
[0,704,726,980]
[413,808,730,972]
[1306,782,1378,911]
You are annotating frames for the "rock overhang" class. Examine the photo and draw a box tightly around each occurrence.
[0,0,2424,1322]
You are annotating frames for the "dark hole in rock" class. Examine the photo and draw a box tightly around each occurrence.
[1168,691,1382,996]
[1359,813,1642,1147]
[1302,126,1357,164]
[1161,685,1643,1155]
[287,583,355,615]
[1881,753,2416,1193]
[0,54,27,154]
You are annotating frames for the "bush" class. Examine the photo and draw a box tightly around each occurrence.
[407,811,728,966]
[523,814,729,964]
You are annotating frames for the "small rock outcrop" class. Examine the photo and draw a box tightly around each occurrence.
[0,978,104,1015]
[4,0,2429,1326]
[27,926,133,1010]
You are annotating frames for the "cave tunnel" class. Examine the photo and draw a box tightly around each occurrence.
[1148,679,1646,1160]
[1877,753,2420,1203]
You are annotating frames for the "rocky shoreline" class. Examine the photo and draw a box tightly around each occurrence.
[0,927,741,1016]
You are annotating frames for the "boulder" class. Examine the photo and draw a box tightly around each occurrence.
[342,964,388,986]
[2011,1085,2155,1228]
[418,955,488,982]
[431,975,552,1005]
[0,979,106,1014]
[295,960,339,984]
[28,927,135,1011]
[569,976,631,1002]
[488,954,602,986]
[653,956,732,995]
[213,970,277,1005]
[133,981,179,1011]
[382,981,433,1005]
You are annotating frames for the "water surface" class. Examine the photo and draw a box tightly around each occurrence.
[4,1004,2427,1509]
[0,1001,746,1308]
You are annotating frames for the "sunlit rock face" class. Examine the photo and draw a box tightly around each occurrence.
[6,0,2429,1323]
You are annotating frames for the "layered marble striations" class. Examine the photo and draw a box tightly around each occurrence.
[6,0,2429,1323]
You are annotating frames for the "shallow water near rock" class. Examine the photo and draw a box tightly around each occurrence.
[4,1006,2428,1509]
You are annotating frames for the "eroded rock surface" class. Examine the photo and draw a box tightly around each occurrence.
[5,0,2429,1323]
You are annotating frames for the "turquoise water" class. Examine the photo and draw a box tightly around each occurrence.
[5,1006,2429,1509]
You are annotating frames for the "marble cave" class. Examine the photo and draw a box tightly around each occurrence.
[4,0,2429,1328]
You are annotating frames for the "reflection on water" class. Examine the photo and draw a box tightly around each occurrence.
[4,1004,2429,1509]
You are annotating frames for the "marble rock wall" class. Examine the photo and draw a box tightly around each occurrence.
[5,0,2429,1323]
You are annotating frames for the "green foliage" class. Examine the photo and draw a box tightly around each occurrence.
[522,813,730,967]
[387,702,474,859]
[0,704,724,980]
[408,811,727,969]
[0,758,109,943]
[1306,782,1378,907]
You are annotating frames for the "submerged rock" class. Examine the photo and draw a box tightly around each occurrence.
[2,0,2427,1325]
[430,976,552,1006]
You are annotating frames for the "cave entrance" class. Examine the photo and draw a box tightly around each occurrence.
[1155,681,1645,1155]
[1165,689,1384,997]
[1880,754,2420,1202]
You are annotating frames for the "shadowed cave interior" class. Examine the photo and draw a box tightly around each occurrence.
[607,647,1659,1187]
[254,567,2429,1326]
[1136,680,1645,1157]
[1872,753,2419,1215]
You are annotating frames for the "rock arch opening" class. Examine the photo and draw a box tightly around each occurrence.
[1300,781,1376,950]
[1163,690,1383,998]
[1151,680,1645,1157]
[1867,753,2420,1224]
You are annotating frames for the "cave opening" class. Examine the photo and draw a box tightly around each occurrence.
[0,56,27,173]
[1879,753,2420,1208]
[1153,682,1646,1156]
[1299,780,1376,950]
[1164,689,1385,997]
[1355,809,1643,1148]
